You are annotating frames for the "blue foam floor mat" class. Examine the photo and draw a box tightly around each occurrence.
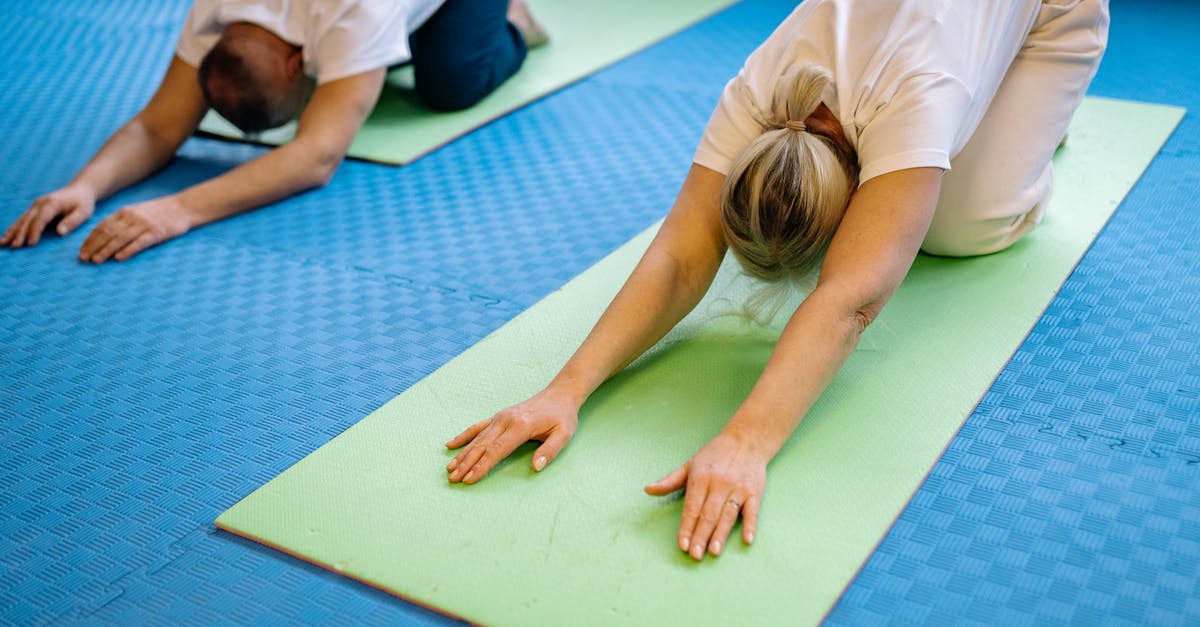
[1,0,1196,624]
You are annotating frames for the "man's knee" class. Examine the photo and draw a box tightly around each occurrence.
[416,65,494,111]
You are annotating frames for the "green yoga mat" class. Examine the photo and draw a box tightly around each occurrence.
[216,97,1183,626]
[195,0,740,165]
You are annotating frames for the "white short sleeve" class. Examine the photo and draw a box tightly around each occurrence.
[855,73,972,183]
[308,1,426,84]
[175,0,223,68]
[692,74,768,175]
[171,0,445,82]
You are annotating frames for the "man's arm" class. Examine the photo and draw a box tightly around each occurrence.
[2,55,207,248]
[77,67,387,263]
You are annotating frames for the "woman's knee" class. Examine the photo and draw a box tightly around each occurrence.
[921,205,1045,257]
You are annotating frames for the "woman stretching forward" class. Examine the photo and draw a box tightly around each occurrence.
[447,0,1108,561]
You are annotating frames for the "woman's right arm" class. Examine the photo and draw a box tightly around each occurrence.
[1,56,207,248]
[446,163,729,483]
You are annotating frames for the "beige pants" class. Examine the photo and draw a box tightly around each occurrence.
[921,0,1110,257]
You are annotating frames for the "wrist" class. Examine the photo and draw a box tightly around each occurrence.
[65,179,100,201]
[162,193,198,231]
[722,411,786,460]
[542,370,594,409]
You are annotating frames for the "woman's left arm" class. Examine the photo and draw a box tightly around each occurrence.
[645,167,944,560]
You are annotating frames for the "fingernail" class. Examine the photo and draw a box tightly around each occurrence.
[447,459,458,471]
[534,456,547,471]
[711,540,721,555]
[463,470,474,482]
[691,545,704,560]
[747,532,755,544]
[680,537,690,551]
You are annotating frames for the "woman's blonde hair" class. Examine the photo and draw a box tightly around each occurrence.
[720,63,859,285]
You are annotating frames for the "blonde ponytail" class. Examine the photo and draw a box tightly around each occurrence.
[721,63,858,285]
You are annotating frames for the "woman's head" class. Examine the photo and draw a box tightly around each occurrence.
[721,64,859,284]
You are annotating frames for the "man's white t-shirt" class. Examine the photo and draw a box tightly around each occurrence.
[176,0,446,85]
[694,0,1046,184]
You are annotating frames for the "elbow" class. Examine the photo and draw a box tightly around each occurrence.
[291,138,346,188]
[810,281,890,336]
[307,152,342,188]
[851,301,883,334]
[311,166,336,189]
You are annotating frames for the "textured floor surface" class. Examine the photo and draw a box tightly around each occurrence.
[1,1,1197,625]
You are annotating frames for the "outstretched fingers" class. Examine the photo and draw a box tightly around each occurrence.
[1,213,27,247]
[446,418,491,451]
[114,232,159,262]
[448,424,530,484]
[57,205,93,237]
[707,493,745,556]
[644,465,687,496]
[3,206,38,248]
[686,488,732,560]
[741,494,760,545]
[532,430,570,472]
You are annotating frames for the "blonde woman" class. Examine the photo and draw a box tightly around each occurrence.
[447,0,1108,561]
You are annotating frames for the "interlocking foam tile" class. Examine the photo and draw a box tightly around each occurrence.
[2,0,1199,624]
[0,232,517,625]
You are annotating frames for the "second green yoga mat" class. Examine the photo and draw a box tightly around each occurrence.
[195,0,740,165]
[216,97,1183,626]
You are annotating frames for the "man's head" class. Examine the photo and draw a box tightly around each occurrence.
[198,22,314,134]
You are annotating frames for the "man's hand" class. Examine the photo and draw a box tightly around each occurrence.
[2,186,97,249]
[78,197,191,263]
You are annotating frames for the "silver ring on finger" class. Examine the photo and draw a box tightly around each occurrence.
[726,497,741,509]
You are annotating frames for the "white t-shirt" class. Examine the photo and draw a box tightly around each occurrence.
[176,0,446,85]
[694,0,1045,184]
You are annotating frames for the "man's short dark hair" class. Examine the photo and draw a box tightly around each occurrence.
[197,42,284,134]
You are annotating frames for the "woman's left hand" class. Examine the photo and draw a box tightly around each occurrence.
[644,430,769,560]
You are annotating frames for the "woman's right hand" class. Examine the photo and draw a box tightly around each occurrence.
[2,186,96,249]
[446,388,580,484]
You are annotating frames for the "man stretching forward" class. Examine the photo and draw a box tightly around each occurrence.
[3,0,546,263]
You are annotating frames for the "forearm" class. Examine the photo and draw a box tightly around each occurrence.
[725,167,944,457]
[547,246,718,404]
[173,141,339,229]
[724,287,867,457]
[69,118,184,200]
[542,164,728,406]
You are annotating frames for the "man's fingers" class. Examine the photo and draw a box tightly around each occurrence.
[0,210,27,246]
[57,206,91,236]
[79,225,106,260]
[25,203,62,246]
[531,430,570,472]
[7,209,36,248]
[113,232,159,262]
[88,222,138,264]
